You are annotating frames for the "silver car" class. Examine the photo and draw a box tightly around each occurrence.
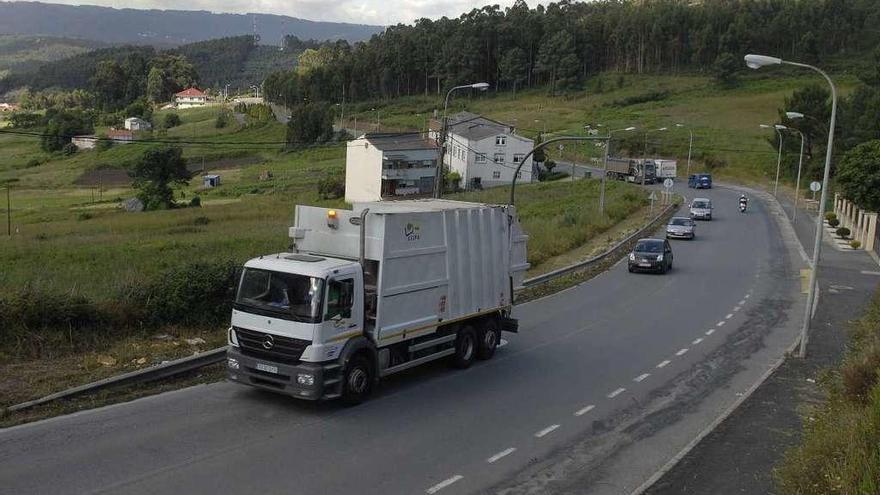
[666,217,696,239]
[690,198,713,220]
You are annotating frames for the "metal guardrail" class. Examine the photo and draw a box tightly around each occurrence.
[6,348,227,413]
[6,200,679,414]
[521,201,678,288]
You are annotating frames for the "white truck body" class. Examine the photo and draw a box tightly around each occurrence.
[654,159,677,180]
[227,199,529,402]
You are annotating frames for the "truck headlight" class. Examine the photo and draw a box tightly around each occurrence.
[629,253,635,261]
[228,358,240,370]
[228,327,240,347]
[297,373,315,386]
[657,254,664,262]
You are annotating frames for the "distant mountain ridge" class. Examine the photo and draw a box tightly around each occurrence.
[0,1,383,46]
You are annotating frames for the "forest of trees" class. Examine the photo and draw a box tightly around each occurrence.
[264,0,880,106]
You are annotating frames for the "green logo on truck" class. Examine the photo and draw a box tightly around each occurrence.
[404,222,421,241]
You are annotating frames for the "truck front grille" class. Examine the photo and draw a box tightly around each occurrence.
[234,327,309,364]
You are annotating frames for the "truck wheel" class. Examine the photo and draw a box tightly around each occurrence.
[477,319,500,360]
[341,355,373,406]
[451,326,477,369]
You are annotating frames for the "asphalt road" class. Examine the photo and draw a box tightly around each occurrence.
[0,186,804,495]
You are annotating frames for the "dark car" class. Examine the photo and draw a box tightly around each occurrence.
[666,216,696,239]
[628,238,673,274]
[688,173,713,189]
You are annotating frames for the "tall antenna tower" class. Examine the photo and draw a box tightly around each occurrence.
[252,15,261,45]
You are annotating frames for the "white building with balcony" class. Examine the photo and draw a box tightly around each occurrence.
[174,87,208,108]
[344,133,439,203]
[430,112,534,190]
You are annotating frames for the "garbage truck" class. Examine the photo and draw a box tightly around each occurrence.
[226,199,529,404]
[605,157,656,183]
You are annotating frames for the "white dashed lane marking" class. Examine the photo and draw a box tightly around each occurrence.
[535,424,560,438]
[575,405,595,417]
[487,448,516,464]
[725,313,733,319]
[705,329,715,336]
[675,348,689,356]
[716,321,726,327]
[745,294,751,299]
[607,388,626,398]
[733,306,741,312]
[426,475,463,494]
[657,360,671,368]
[634,373,650,382]
[692,338,703,345]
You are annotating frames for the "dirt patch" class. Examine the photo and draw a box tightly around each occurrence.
[74,156,265,186]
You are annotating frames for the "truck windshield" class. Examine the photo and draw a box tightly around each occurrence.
[235,268,324,323]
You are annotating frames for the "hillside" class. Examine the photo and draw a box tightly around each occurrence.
[0,1,383,46]
[0,35,103,77]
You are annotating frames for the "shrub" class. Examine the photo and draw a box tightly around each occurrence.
[609,90,669,108]
[163,113,181,128]
[215,111,230,128]
[193,215,210,225]
[317,172,345,199]
[61,142,78,156]
[825,212,837,222]
[190,195,201,207]
[836,227,851,238]
[24,158,41,168]
[96,136,113,152]
[828,217,840,227]
[841,342,880,403]
[851,239,862,249]
[76,212,93,221]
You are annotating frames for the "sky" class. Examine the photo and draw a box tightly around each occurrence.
[42,0,522,26]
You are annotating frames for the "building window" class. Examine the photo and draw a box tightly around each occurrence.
[476,153,486,163]
[493,171,501,179]
[513,153,524,163]
[493,153,504,164]
[495,136,507,146]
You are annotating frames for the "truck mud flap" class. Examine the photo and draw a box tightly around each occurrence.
[500,316,519,333]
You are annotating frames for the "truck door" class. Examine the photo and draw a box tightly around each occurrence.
[324,275,363,341]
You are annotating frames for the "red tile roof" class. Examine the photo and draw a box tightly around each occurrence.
[107,129,133,139]
[175,87,207,97]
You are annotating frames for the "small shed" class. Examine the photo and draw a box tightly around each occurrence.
[203,174,221,188]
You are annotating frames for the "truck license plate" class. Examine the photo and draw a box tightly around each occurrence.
[256,363,279,374]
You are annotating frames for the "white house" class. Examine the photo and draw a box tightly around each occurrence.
[430,111,534,190]
[124,117,152,131]
[345,132,439,203]
[71,135,97,150]
[174,87,208,108]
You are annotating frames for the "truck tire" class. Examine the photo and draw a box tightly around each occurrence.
[450,325,477,369]
[341,355,374,406]
[477,318,500,360]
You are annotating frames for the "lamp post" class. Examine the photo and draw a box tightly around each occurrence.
[760,123,787,197]
[434,82,490,198]
[675,123,694,179]
[599,126,637,215]
[784,111,808,223]
[746,54,838,359]
[643,127,667,186]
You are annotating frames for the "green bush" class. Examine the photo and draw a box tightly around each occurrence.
[163,113,181,128]
[190,195,201,207]
[317,171,345,199]
[836,227,851,238]
[824,212,837,222]
[828,217,840,227]
[851,239,862,249]
[193,215,210,225]
[61,142,78,156]
[76,212,93,221]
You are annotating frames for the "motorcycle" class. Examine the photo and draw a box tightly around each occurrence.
[739,200,747,213]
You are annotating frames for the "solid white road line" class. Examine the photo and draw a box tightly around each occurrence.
[705,329,715,336]
[733,306,741,312]
[535,424,560,438]
[657,360,671,368]
[716,321,726,327]
[861,270,880,276]
[675,348,689,356]
[692,338,703,345]
[575,405,596,417]
[607,388,626,398]
[487,448,516,464]
[426,475,463,494]
[634,373,650,382]
[725,313,733,319]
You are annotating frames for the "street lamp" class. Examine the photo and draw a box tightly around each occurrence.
[435,82,490,198]
[784,111,808,223]
[745,54,838,358]
[675,123,695,179]
[599,126,637,214]
[760,123,787,197]
[643,127,668,186]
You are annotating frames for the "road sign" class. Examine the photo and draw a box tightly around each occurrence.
[663,178,674,189]
[809,181,822,192]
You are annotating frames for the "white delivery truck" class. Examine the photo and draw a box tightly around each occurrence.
[653,159,677,181]
[226,199,529,404]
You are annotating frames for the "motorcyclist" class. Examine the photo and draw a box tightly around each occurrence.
[739,194,748,211]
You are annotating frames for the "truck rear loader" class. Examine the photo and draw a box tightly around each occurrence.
[226,200,529,404]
